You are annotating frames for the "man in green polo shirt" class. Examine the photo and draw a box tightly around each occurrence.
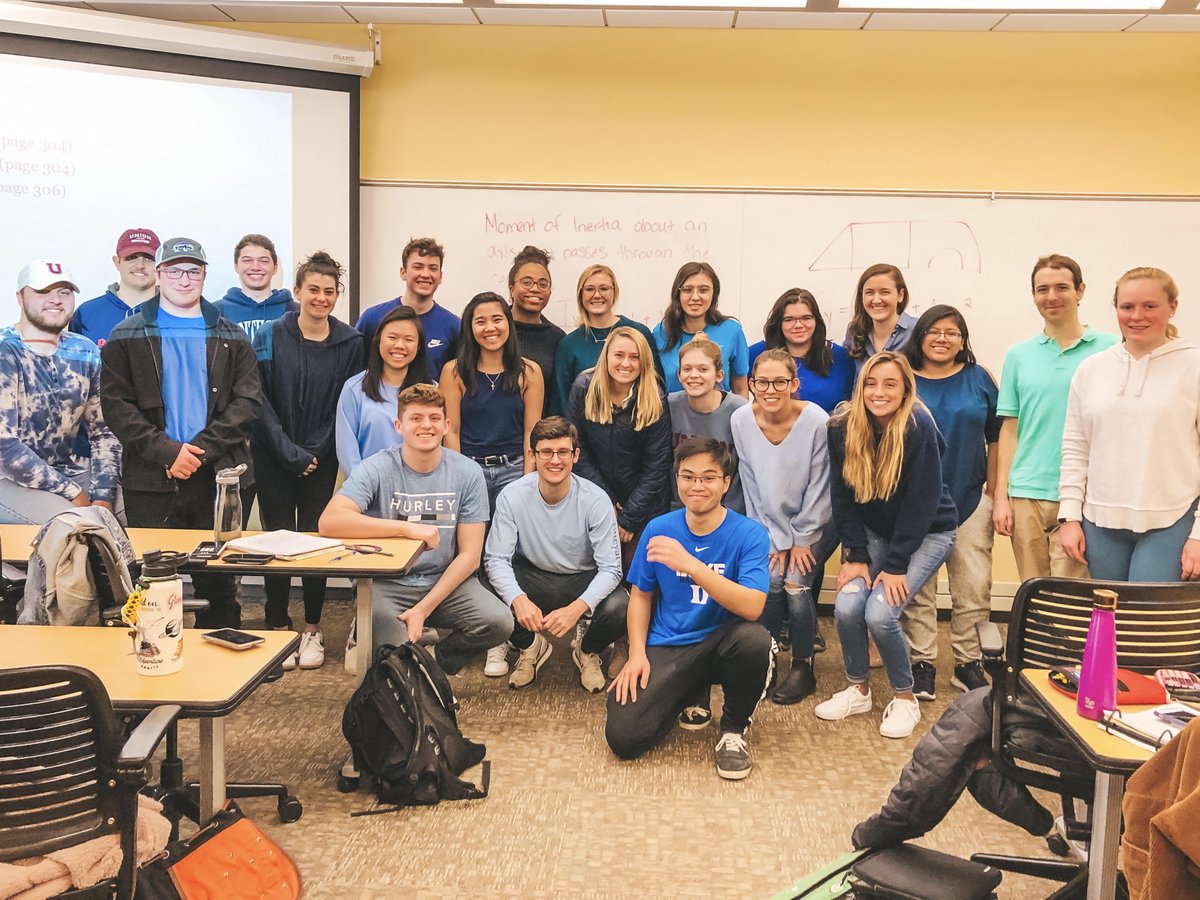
[992,254,1118,581]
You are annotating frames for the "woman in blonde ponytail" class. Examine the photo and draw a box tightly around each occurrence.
[814,352,958,740]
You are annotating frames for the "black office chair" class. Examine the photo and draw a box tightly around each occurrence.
[971,577,1200,899]
[0,665,179,899]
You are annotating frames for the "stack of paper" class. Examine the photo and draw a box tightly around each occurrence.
[223,531,343,560]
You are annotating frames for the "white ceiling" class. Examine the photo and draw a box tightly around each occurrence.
[43,1,1200,30]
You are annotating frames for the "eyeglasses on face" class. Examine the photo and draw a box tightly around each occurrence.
[534,448,575,460]
[750,377,794,393]
[679,286,712,298]
[677,473,724,486]
[582,285,613,295]
[518,277,551,291]
[925,329,962,341]
[162,266,205,282]
[782,315,816,327]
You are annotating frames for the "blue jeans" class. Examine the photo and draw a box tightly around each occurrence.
[478,457,524,515]
[1082,501,1197,582]
[758,528,839,661]
[834,529,956,692]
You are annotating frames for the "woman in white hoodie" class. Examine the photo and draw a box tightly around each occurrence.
[1059,267,1200,582]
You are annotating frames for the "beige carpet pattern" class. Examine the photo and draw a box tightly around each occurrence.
[172,598,1065,898]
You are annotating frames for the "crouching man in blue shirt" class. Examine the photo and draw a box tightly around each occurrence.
[606,437,772,781]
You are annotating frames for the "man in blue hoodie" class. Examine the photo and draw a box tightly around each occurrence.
[69,228,160,348]
[214,233,297,344]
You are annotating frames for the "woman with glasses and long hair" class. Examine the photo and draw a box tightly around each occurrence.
[336,304,430,477]
[653,262,749,398]
[252,251,364,670]
[568,326,673,553]
[749,288,856,413]
[843,264,918,372]
[902,305,999,702]
[440,292,544,511]
[815,351,957,740]
[508,245,565,416]
[731,349,832,705]
[554,264,661,408]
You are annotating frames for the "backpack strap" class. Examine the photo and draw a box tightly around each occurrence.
[405,642,460,713]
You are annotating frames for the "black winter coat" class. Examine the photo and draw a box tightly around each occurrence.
[567,370,672,535]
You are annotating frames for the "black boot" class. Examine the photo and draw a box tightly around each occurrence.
[772,660,816,705]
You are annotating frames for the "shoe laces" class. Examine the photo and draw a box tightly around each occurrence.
[883,698,918,720]
[715,732,746,754]
[682,705,708,720]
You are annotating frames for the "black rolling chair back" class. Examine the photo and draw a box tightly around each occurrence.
[0,665,178,899]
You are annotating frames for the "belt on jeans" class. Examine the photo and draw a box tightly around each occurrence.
[472,454,518,467]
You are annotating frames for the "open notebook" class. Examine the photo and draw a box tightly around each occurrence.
[222,531,343,561]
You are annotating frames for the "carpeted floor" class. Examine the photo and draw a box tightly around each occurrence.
[171,596,1067,898]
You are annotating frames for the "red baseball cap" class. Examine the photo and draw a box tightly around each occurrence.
[115,228,160,259]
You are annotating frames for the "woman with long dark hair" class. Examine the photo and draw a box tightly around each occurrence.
[902,305,999,700]
[843,264,918,371]
[749,288,856,413]
[652,262,749,398]
[336,304,430,476]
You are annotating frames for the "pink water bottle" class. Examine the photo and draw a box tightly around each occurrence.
[1076,588,1119,721]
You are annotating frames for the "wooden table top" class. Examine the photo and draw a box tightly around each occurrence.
[1022,669,1155,771]
[1,525,422,578]
[0,625,298,717]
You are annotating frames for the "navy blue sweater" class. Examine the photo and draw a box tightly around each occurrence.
[827,408,958,574]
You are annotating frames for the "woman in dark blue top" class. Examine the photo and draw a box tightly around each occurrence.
[903,305,999,699]
[440,292,544,512]
[815,351,957,741]
[747,288,856,414]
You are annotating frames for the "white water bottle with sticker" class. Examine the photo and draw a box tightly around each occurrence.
[125,550,186,676]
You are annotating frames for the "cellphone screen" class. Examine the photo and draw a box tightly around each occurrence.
[204,628,260,645]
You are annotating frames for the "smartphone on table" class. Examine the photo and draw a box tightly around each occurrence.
[201,628,266,651]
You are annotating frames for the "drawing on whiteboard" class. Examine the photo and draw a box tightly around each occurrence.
[809,221,981,273]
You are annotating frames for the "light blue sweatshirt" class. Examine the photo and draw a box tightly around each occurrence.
[730,402,831,552]
[335,370,402,477]
[484,473,623,610]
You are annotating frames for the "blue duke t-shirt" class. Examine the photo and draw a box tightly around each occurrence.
[628,508,770,648]
[157,309,209,444]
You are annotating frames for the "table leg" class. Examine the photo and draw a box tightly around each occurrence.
[1087,770,1124,900]
[198,717,226,824]
[341,578,374,781]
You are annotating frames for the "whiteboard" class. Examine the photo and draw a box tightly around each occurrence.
[360,185,1200,372]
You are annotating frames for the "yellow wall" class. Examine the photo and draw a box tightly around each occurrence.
[214,22,1200,195]
[210,20,1200,587]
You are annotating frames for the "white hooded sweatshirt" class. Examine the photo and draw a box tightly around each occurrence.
[1060,338,1200,536]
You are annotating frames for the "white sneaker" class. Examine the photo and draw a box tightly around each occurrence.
[484,643,510,677]
[814,684,873,721]
[879,697,922,739]
[281,649,299,671]
[298,631,325,669]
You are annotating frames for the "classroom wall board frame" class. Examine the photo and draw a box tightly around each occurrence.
[361,181,1200,372]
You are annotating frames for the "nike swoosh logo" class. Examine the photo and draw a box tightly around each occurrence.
[695,546,709,553]
[428,339,443,347]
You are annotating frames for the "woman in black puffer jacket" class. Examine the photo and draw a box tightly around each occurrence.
[567,326,672,562]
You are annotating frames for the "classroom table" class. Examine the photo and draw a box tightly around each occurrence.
[1020,670,1155,900]
[0,624,298,824]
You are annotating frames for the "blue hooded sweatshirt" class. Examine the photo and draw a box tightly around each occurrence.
[214,287,297,344]
[69,285,143,348]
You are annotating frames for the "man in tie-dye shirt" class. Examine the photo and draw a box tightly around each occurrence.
[0,259,120,525]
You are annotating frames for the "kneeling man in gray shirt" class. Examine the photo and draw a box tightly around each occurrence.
[484,416,629,693]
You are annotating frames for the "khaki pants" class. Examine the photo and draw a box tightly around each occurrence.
[1010,497,1090,583]
[903,493,994,665]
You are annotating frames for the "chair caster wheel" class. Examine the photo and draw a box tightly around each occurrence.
[278,796,303,822]
[1046,834,1070,857]
[336,774,359,793]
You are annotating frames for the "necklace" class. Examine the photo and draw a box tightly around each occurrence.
[482,371,501,391]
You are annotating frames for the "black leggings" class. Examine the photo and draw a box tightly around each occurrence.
[605,619,773,760]
[252,449,339,628]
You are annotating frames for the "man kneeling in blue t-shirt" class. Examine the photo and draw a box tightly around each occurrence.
[606,437,773,780]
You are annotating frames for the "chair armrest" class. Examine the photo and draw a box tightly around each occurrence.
[102,599,210,623]
[977,621,1004,660]
[117,704,181,769]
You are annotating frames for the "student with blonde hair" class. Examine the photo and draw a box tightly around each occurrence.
[554,264,661,407]
[815,352,957,739]
[567,326,673,552]
[1059,267,1200,582]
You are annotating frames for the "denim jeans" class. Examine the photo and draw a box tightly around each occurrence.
[1082,501,1197,582]
[478,457,525,515]
[834,528,956,692]
[759,527,840,660]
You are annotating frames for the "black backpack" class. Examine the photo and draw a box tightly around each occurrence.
[342,642,490,814]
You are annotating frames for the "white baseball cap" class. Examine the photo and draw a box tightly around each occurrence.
[17,259,80,293]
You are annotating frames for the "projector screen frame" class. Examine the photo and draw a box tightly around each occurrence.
[0,31,362,317]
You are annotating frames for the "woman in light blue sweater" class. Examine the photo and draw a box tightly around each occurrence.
[731,348,832,705]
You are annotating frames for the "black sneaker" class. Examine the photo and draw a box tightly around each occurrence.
[714,731,752,780]
[678,706,713,730]
[951,660,989,692]
[912,661,937,701]
[814,628,827,654]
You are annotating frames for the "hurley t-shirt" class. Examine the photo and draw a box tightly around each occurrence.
[338,446,489,587]
[628,507,770,648]
[157,309,208,444]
